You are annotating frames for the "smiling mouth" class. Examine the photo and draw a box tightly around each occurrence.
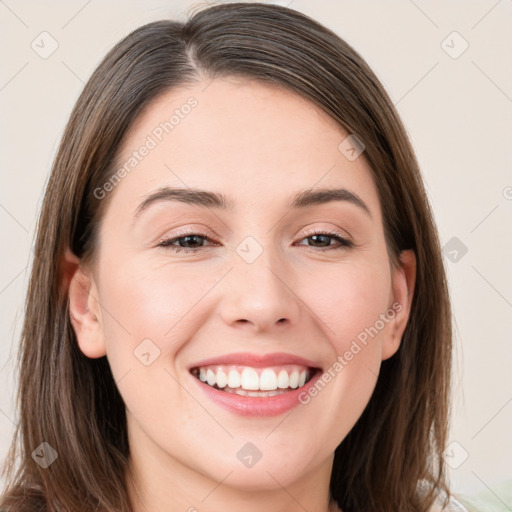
[190,364,320,397]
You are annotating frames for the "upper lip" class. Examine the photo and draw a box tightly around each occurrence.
[188,352,323,370]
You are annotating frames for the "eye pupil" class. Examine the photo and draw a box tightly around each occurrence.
[309,234,330,247]
[180,235,203,248]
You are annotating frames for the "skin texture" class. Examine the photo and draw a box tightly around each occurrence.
[66,77,416,512]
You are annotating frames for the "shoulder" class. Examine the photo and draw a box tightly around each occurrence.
[415,480,470,512]
[429,494,470,512]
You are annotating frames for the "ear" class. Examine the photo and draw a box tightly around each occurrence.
[381,249,416,361]
[65,248,106,359]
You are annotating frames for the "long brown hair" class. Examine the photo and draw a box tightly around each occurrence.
[1,3,453,511]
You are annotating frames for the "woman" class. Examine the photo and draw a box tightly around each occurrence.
[1,3,468,511]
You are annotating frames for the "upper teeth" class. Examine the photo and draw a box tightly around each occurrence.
[193,365,311,391]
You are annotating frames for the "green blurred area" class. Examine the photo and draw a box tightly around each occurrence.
[455,479,512,512]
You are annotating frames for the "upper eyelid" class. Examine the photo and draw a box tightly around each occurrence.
[161,223,352,238]
[162,228,350,240]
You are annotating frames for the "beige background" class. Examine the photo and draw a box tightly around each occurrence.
[1,0,511,502]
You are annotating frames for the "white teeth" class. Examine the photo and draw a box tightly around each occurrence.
[216,369,228,388]
[260,368,277,390]
[277,369,289,389]
[227,369,241,388]
[206,369,216,387]
[193,365,314,393]
[241,368,259,390]
[223,387,290,397]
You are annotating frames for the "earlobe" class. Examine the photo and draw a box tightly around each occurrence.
[382,249,416,361]
[65,249,106,359]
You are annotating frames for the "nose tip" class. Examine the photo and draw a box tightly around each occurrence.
[220,261,300,332]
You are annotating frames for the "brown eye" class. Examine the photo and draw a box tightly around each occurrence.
[296,230,354,251]
[158,232,217,253]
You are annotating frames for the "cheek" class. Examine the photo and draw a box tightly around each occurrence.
[92,262,192,385]
[290,263,393,448]
[315,259,393,347]
[97,258,211,340]
[93,263,205,421]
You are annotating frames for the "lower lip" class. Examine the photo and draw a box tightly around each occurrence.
[190,370,322,417]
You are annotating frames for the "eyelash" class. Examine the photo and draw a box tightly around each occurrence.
[157,229,354,254]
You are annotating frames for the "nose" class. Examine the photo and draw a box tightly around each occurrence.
[219,243,302,333]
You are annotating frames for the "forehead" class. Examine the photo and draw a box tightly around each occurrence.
[109,77,381,220]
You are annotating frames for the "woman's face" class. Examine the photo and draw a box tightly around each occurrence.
[69,77,415,495]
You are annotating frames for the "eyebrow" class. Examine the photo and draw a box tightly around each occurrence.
[134,186,371,218]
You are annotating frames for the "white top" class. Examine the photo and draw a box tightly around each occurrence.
[431,494,469,511]
[415,479,469,512]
